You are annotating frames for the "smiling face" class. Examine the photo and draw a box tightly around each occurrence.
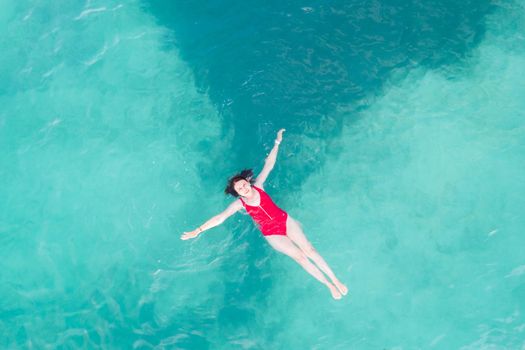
[233,179,252,197]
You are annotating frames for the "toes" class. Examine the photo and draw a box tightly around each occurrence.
[335,282,348,296]
[329,286,342,300]
[340,285,348,296]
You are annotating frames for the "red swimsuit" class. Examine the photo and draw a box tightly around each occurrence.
[239,186,288,236]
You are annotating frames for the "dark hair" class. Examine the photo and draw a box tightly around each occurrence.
[224,169,254,197]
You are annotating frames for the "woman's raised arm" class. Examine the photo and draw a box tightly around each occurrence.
[180,199,243,240]
[254,129,285,188]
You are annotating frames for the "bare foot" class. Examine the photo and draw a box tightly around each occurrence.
[334,280,348,296]
[328,284,342,300]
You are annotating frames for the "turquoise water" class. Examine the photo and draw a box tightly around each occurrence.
[1,0,524,348]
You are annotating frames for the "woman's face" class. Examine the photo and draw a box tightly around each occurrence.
[233,179,252,197]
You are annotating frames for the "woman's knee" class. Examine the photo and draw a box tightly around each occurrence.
[272,244,307,263]
[301,244,317,258]
[290,251,308,264]
[266,236,308,262]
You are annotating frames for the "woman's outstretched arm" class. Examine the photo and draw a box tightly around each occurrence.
[180,200,243,240]
[254,129,285,188]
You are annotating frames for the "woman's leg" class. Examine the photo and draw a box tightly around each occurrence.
[286,216,348,295]
[265,235,341,299]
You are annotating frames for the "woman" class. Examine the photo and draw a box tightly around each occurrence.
[181,129,348,299]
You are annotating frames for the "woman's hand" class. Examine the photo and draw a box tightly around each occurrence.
[275,128,286,144]
[180,230,200,240]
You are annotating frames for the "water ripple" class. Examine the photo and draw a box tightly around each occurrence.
[74,7,107,21]
[505,265,525,278]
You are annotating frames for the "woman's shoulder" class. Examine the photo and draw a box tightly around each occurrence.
[253,184,265,192]
[229,199,245,213]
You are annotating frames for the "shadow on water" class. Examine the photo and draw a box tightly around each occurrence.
[140,0,493,346]
[143,0,494,175]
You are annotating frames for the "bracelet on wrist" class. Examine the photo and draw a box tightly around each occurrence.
[274,140,280,145]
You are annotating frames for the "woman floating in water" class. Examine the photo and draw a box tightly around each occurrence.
[181,129,347,299]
